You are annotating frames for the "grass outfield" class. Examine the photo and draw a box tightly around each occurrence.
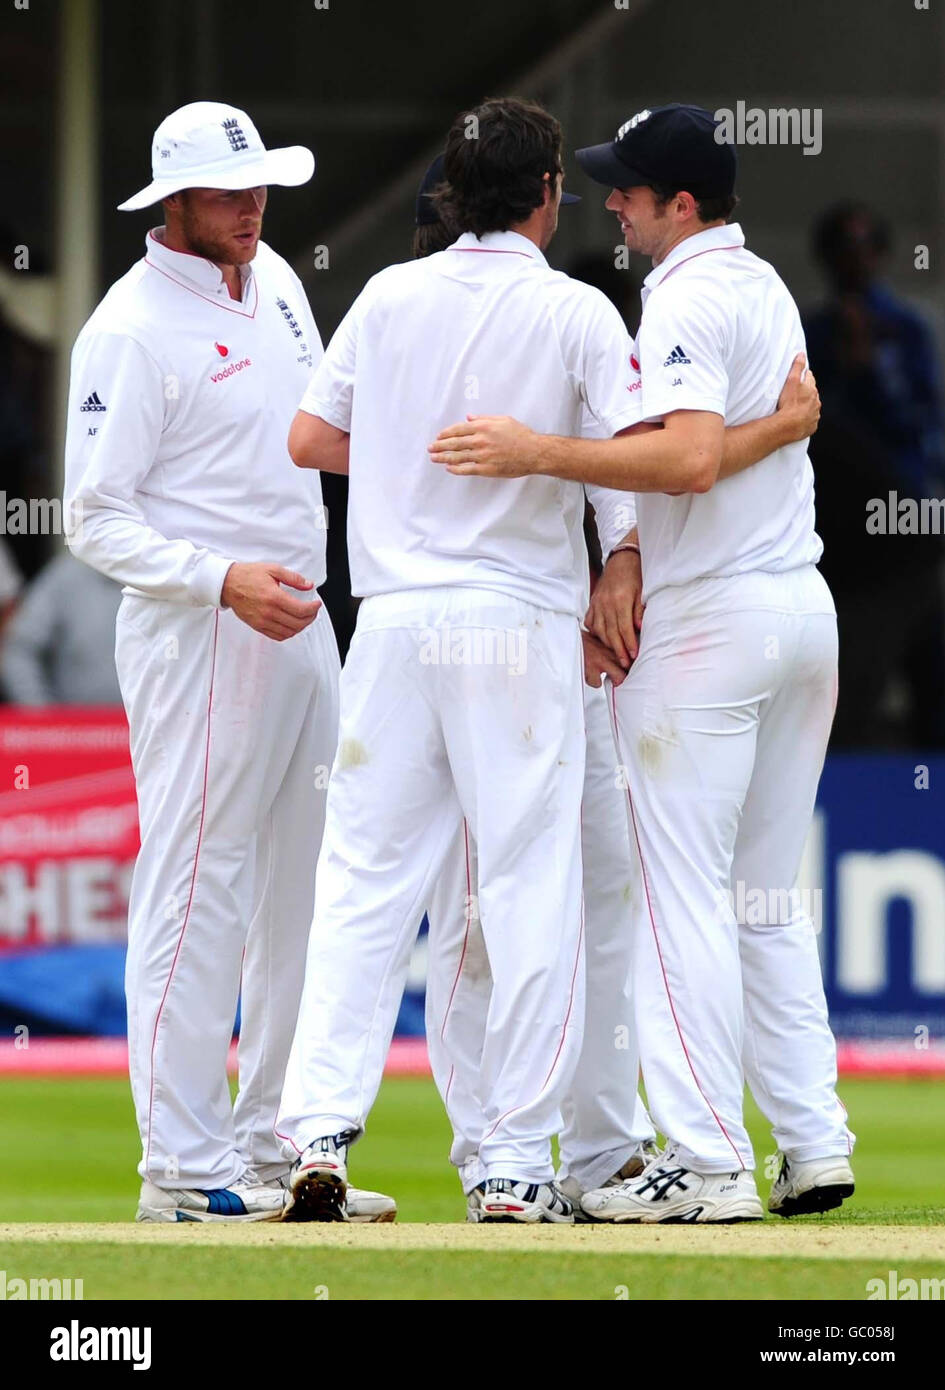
[0,1075,942,1299]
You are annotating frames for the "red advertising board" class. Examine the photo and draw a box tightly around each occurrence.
[0,709,138,951]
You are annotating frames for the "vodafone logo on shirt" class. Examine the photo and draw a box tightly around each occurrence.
[210,356,252,384]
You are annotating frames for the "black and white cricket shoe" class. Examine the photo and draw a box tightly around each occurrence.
[768,1154,855,1218]
[580,1144,763,1224]
[283,1129,358,1223]
[479,1178,574,1224]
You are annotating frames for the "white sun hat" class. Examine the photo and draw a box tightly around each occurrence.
[117,101,315,212]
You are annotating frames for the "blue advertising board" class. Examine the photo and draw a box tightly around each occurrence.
[1,757,943,1042]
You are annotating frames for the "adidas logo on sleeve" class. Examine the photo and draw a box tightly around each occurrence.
[663,345,691,367]
[79,391,106,412]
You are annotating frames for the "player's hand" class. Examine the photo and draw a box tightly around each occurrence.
[585,548,644,667]
[582,629,628,689]
[220,563,321,641]
[775,354,820,443]
[428,415,539,477]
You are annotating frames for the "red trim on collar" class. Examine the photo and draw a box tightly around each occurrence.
[653,242,743,286]
[448,247,533,258]
[144,257,259,318]
[147,229,217,268]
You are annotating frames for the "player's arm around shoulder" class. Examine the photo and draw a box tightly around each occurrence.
[717,353,821,481]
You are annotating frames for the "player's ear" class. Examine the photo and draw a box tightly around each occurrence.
[676,190,698,222]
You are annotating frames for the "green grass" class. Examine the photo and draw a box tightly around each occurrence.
[1,1243,942,1301]
[0,1076,942,1297]
[0,1075,942,1225]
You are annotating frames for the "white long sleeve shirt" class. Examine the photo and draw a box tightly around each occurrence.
[299,230,642,620]
[64,231,328,606]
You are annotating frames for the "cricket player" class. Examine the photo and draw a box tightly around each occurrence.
[411,153,658,1215]
[431,104,855,1223]
[63,101,393,1223]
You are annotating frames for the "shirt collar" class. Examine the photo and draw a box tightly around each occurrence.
[448,229,548,268]
[145,227,254,301]
[643,222,746,293]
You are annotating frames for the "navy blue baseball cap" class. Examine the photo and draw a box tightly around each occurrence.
[415,152,580,226]
[576,104,736,198]
[416,153,446,226]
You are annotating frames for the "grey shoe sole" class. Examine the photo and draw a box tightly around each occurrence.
[136,1206,282,1223]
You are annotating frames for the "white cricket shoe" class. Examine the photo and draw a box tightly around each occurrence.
[559,1142,662,1223]
[768,1154,855,1218]
[581,1145,763,1224]
[479,1178,574,1224]
[346,1186,397,1223]
[136,1172,287,1223]
[466,1183,486,1223]
[283,1130,355,1223]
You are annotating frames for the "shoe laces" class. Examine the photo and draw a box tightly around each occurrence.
[310,1128,357,1157]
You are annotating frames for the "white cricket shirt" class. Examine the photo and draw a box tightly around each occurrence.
[64,230,327,606]
[634,222,823,603]
[298,229,641,620]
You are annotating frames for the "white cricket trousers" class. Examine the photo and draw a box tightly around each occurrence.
[425,681,655,1194]
[278,588,587,1183]
[612,565,853,1172]
[115,593,340,1190]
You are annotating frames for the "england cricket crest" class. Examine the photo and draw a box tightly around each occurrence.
[617,109,651,140]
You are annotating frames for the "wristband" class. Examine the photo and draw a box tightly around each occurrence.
[608,542,641,561]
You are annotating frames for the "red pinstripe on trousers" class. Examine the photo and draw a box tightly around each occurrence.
[609,680,745,1169]
[143,612,220,1180]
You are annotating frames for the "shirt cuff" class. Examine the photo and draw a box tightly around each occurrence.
[642,394,726,420]
[298,395,351,432]
[599,406,646,436]
[191,553,236,609]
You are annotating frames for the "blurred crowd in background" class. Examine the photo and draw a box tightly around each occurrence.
[2,198,944,748]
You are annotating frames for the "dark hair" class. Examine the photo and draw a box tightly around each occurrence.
[412,220,458,258]
[812,201,891,266]
[412,186,461,258]
[434,96,563,237]
[649,183,739,225]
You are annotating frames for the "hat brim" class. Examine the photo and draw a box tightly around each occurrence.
[117,145,315,211]
[575,142,648,190]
